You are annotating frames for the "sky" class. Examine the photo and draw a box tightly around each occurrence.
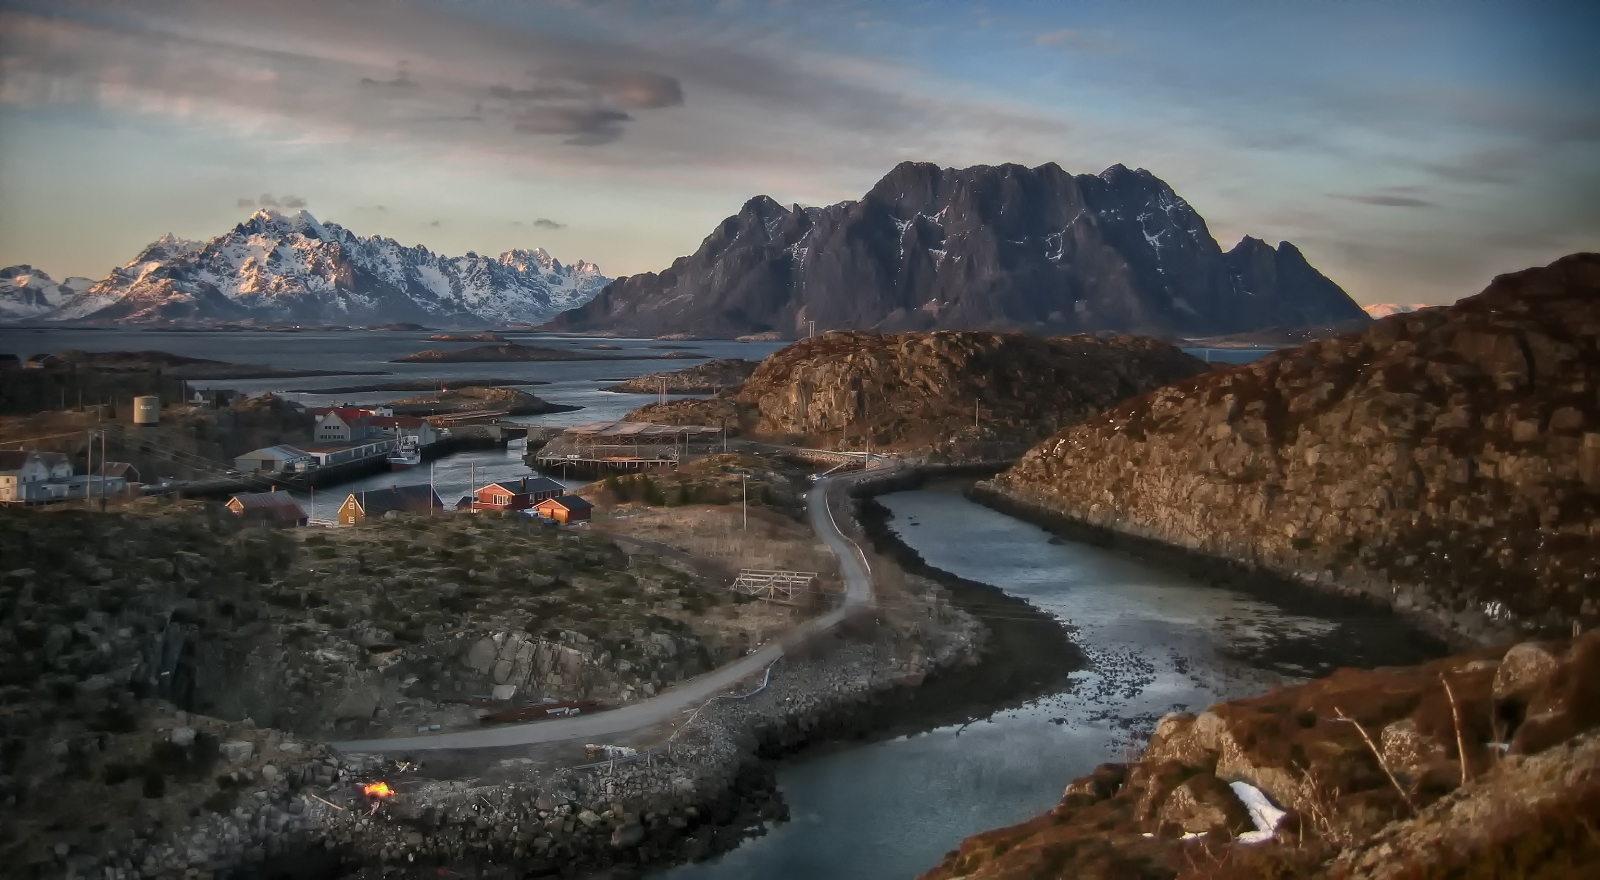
[0,0,1596,307]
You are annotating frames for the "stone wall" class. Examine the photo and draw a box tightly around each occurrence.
[985,253,1600,643]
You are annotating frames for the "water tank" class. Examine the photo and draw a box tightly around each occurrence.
[133,396,160,426]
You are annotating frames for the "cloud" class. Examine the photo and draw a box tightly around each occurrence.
[1327,193,1438,208]
[279,195,307,208]
[236,197,255,208]
[0,1,691,153]
[531,218,565,229]
[513,106,633,144]
[429,219,442,227]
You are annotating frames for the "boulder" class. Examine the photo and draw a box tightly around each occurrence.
[1492,642,1562,702]
[1156,774,1254,836]
[220,741,254,763]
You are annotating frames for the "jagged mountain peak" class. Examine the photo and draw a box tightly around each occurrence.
[37,211,608,326]
[546,159,1369,339]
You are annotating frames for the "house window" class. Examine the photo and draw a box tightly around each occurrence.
[495,494,510,505]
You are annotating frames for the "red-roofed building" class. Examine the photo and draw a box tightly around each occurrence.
[311,407,377,443]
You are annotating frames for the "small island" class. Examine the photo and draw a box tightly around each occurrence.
[280,378,549,394]
[387,385,578,416]
[600,358,759,394]
[392,342,708,363]
[426,332,507,342]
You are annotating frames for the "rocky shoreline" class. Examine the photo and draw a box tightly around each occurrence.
[966,482,1476,653]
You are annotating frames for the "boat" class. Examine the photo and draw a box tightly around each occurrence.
[387,436,422,470]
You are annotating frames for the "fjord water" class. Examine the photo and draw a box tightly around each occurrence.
[658,483,1441,880]
[0,327,788,425]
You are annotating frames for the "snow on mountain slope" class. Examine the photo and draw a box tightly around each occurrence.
[0,266,95,320]
[42,210,608,326]
[1363,302,1435,318]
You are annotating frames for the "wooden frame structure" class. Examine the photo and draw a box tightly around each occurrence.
[730,569,818,602]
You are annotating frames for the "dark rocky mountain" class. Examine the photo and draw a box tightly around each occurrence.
[982,252,1600,644]
[546,162,1368,338]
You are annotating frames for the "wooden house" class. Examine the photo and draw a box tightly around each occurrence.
[338,485,444,525]
[225,490,307,526]
[471,476,565,511]
[534,494,593,524]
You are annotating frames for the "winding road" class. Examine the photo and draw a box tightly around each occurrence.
[332,461,887,754]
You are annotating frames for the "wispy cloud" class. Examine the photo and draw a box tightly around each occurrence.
[1328,193,1438,208]
[532,218,566,229]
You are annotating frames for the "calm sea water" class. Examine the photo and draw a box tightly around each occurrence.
[656,484,1440,880]
[0,328,787,427]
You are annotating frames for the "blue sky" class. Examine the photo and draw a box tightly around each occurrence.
[1,0,1595,306]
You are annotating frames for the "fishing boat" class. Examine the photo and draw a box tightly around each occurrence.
[387,436,422,470]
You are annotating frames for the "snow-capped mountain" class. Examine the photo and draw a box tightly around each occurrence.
[1362,302,1435,319]
[42,210,607,326]
[0,266,96,320]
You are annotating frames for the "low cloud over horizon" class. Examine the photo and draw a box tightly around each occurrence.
[1,0,1595,306]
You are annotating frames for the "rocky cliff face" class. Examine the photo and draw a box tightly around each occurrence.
[920,633,1600,880]
[628,331,1210,456]
[984,253,1600,642]
[546,161,1368,338]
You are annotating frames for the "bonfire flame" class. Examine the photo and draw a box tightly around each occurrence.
[364,781,395,798]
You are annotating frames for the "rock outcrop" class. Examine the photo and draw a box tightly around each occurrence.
[625,330,1210,456]
[545,161,1368,339]
[920,632,1600,880]
[983,253,1600,642]
[601,359,759,395]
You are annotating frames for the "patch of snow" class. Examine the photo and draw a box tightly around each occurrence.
[1363,302,1433,319]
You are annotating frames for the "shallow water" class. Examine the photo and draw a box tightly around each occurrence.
[656,483,1439,880]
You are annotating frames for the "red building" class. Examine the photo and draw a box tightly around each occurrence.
[470,476,565,511]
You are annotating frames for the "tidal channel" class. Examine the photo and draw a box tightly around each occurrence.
[654,479,1444,880]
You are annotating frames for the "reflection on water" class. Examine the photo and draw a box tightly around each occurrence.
[658,485,1437,880]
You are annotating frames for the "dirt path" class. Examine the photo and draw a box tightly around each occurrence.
[331,462,891,754]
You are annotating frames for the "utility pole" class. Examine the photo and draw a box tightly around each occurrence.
[659,377,667,407]
[807,320,816,339]
[85,430,94,508]
[742,472,748,531]
[99,430,107,512]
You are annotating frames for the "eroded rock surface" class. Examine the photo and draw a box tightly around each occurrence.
[919,632,1600,880]
[628,330,1209,456]
[986,253,1600,641]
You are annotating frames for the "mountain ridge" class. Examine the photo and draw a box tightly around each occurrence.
[13,209,607,327]
[545,161,1369,339]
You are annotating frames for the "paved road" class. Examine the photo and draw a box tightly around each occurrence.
[332,463,888,754]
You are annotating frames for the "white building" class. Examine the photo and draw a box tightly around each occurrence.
[0,451,51,503]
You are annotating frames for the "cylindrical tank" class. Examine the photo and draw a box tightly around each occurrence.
[133,395,160,426]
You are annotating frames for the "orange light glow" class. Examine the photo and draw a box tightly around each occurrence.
[363,781,395,798]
